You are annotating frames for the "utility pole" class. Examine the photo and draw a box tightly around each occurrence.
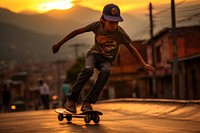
[149,3,157,98]
[171,0,179,99]
[149,3,154,65]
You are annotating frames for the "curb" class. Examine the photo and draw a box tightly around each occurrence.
[98,98,200,105]
[96,98,200,122]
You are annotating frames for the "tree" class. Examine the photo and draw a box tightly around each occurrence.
[67,57,84,84]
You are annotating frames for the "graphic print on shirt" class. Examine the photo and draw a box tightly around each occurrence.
[95,35,117,55]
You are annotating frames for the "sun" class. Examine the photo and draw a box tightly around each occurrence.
[38,0,74,13]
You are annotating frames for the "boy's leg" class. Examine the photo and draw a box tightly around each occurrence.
[82,61,111,110]
[67,67,94,101]
[65,54,96,113]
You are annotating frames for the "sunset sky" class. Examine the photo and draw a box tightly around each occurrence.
[0,0,190,14]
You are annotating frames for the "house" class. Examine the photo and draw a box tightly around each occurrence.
[109,40,149,98]
[0,60,72,111]
[146,25,200,99]
[109,25,200,100]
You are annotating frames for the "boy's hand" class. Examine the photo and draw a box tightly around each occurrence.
[144,64,156,73]
[52,44,60,54]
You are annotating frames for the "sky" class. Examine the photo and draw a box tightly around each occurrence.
[0,0,189,14]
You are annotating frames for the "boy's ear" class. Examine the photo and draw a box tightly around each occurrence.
[100,15,106,23]
[101,19,106,24]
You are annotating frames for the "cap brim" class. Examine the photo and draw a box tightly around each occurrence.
[103,15,123,22]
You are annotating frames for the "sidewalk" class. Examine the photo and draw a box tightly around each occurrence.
[95,98,200,121]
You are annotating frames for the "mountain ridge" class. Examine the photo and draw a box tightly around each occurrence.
[0,6,145,37]
[0,6,147,63]
[0,22,61,63]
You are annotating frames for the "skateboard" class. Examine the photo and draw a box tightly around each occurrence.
[55,108,103,124]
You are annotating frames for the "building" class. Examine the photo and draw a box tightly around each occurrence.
[109,40,148,98]
[109,25,200,100]
[146,25,200,99]
[0,60,72,112]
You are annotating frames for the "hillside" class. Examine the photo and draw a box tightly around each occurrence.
[0,7,80,35]
[0,6,145,38]
[0,6,146,63]
[0,22,61,63]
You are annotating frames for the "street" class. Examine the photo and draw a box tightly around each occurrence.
[0,100,200,133]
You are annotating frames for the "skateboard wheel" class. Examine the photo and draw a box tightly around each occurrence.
[93,115,100,124]
[58,113,64,121]
[66,114,72,121]
[84,114,91,123]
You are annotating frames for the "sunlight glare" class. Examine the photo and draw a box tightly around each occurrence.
[38,1,74,13]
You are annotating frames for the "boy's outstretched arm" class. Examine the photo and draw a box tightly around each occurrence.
[52,27,86,54]
[126,43,156,72]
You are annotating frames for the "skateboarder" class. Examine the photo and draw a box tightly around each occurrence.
[52,3,156,113]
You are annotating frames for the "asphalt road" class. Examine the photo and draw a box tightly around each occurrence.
[0,100,200,133]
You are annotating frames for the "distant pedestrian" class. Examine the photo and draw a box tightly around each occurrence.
[38,80,50,109]
[61,80,71,107]
[2,84,11,112]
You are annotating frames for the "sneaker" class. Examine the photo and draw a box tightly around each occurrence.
[81,102,93,112]
[64,99,77,114]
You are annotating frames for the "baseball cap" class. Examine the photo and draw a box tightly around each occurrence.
[102,3,123,22]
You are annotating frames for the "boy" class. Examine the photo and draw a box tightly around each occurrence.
[52,3,155,113]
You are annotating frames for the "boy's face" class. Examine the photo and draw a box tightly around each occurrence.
[103,20,118,32]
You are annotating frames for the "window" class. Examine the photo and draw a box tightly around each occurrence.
[156,45,161,63]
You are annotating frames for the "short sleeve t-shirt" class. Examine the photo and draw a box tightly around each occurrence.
[84,21,132,61]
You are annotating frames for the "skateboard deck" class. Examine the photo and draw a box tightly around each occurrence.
[55,108,103,124]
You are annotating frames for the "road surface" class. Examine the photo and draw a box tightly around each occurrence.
[0,100,199,133]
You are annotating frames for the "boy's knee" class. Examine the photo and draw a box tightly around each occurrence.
[101,67,111,75]
[83,67,94,76]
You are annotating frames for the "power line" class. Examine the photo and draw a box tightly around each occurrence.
[176,3,200,10]
[177,13,200,23]
[154,0,186,16]
[135,0,200,39]
[153,1,200,26]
